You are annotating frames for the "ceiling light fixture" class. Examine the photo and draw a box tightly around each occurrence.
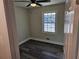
[31,3,37,7]
[27,0,42,7]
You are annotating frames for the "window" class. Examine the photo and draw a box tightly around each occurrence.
[43,12,56,32]
[64,11,74,33]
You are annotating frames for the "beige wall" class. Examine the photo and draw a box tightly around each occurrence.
[28,3,65,43]
[14,7,30,43]
[14,3,65,43]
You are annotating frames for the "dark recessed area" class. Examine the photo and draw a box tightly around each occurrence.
[36,0,50,2]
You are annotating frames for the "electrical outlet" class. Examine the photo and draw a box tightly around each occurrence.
[46,37,50,40]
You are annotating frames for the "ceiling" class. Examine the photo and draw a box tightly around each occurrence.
[14,0,65,8]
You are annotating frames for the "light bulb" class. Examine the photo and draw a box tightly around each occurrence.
[31,3,37,7]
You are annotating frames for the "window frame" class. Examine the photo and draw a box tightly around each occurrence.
[42,12,56,33]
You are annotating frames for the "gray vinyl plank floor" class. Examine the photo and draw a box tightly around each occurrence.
[20,40,64,59]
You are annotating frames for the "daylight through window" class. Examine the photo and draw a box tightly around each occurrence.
[43,12,56,32]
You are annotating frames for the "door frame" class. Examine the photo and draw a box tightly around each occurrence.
[0,0,79,59]
[64,0,79,59]
[0,0,20,59]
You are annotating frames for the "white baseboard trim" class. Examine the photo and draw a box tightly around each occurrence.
[19,38,30,45]
[19,37,64,46]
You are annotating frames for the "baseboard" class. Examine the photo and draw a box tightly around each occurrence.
[19,38,30,45]
[19,37,64,46]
